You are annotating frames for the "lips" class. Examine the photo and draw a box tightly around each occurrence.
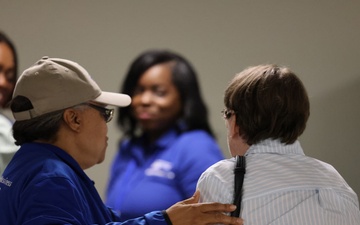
[137,112,153,120]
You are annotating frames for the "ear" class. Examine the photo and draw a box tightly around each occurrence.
[228,116,239,138]
[230,115,250,155]
[63,108,81,132]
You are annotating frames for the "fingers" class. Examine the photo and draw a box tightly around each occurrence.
[209,212,243,225]
[194,211,243,225]
[194,202,243,224]
[166,192,243,225]
[197,202,237,213]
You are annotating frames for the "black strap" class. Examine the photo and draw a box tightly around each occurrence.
[230,155,246,217]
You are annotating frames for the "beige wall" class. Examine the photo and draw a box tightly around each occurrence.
[1,1,359,201]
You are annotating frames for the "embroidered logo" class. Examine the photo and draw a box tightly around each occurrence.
[145,159,175,179]
[0,176,12,187]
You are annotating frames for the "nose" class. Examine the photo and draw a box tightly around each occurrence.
[0,73,7,86]
[139,91,153,105]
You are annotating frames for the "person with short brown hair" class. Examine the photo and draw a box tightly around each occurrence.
[197,64,360,225]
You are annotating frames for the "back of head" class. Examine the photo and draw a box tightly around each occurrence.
[118,49,214,137]
[224,64,310,145]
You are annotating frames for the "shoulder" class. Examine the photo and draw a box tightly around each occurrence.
[200,158,235,178]
[9,144,78,181]
[197,158,235,189]
[308,157,357,191]
[180,129,214,139]
[197,158,235,203]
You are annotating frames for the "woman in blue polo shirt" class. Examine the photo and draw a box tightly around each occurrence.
[106,49,224,221]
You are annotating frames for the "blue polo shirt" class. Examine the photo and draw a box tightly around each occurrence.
[0,142,167,225]
[106,128,224,221]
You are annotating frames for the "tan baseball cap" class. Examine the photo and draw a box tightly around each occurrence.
[12,56,131,121]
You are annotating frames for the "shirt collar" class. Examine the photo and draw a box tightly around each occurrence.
[245,139,305,156]
[140,126,180,151]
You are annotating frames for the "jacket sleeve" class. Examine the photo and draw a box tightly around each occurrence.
[19,176,169,225]
[107,211,168,225]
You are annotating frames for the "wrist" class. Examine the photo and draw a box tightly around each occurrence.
[162,210,173,225]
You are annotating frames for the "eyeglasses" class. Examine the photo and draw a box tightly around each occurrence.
[86,103,114,123]
[221,108,235,119]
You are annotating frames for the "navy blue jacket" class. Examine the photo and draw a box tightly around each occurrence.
[0,142,167,225]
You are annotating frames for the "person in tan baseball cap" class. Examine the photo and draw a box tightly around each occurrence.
[0,56,243,225]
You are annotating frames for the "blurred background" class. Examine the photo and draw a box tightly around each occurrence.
[1,1,359,200]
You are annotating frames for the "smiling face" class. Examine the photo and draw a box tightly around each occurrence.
[0,42,16,108]
[131,63,182,139]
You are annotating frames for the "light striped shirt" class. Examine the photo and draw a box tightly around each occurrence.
[197,139,360,225]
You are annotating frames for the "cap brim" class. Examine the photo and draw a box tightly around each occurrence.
[93,91,131,107]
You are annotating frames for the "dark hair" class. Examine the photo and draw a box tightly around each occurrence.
[118,49,214,138]
[0,31,18,106]
[224,64,310,145]
[11,95,64,145]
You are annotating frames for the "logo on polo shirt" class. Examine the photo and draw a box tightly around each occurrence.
[0,176,12,187]
[145,159,175,179]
